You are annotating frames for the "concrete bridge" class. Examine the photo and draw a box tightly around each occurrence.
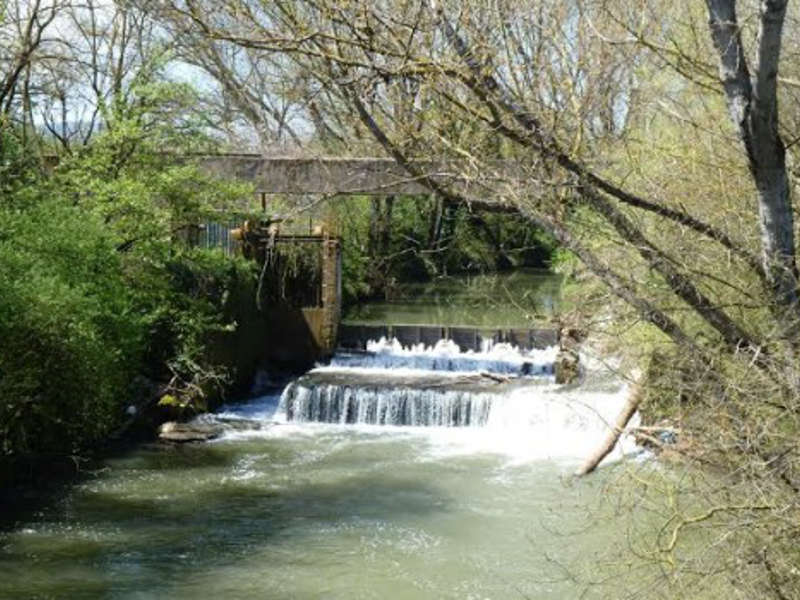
[195,154,528,207]
[48,152,527,204]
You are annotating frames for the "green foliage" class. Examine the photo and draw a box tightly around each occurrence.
[140,248,256,403]
[340,235,373,304]
[0,118,42,198]
[330,195,558,305]
[0,197,142,456]
[0,109,255,463]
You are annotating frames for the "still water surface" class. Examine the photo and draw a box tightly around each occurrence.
[343,268,562,327]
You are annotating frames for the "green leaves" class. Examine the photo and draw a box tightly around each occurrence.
[0,118,254,463]
[0,196,141,457]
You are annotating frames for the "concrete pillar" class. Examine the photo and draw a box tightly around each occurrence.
[320,237,341,355]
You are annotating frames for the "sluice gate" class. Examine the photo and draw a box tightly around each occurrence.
[232,219,343,366]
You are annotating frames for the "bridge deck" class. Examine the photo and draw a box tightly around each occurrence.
[196,154,523,201]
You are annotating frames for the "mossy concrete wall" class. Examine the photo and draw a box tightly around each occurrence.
[211,239,342,390]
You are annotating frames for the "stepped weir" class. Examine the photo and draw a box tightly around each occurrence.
[338,323,557,353]
[275,337,560,428]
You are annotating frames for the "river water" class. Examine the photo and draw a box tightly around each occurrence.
[0,271,654,599]
[343,268,561,327]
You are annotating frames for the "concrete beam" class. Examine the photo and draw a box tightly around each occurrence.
[195,154,520,199]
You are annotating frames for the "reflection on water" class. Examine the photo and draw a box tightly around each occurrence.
[344,268,562,327]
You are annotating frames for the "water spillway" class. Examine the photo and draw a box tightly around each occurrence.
[337,323,559,353]
[281,379,495,426]
[277,337,552,427]
[217,336,639,463]
[329,337,557,375]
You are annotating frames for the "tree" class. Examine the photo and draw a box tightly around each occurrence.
[162,1,749,346]
[0,0,63,150]
[0,5,256,479]
[706,0,797,317]
[171,34,307,150]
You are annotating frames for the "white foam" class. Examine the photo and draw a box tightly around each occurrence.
[280,381,494,427]
[329,337,558,376]
[214,393,283,421]
[211,341,640,469]
[419,380,640,465]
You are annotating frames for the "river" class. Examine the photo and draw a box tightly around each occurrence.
[343,268,562,327]
[0,270,654,599]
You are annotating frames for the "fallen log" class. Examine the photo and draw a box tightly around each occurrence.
[575,375,643,476]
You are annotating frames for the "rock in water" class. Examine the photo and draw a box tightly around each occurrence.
[159,421,222,442]
[555,349,580,384]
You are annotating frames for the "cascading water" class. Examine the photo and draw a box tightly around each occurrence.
[329,338,558,375]
[213,336,639,463]
[281,381,494,426]
[276,337,553,427]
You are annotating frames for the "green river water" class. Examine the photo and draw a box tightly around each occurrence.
[343,269,561,327]
[1,425,635,599]
[0,270,705,599]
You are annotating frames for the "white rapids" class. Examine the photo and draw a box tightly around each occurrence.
[213,337,640,466]
[329,337,558,375]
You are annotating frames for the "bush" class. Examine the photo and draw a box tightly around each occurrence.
[0,119,255,465]
[0,198,143,457]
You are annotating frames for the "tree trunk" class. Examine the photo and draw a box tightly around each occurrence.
[379,195,394,258]
[706,0,798,313]
[576,376,643,476]
[756,169,796,309]
[367,196,395,294]
[427,194,444,252]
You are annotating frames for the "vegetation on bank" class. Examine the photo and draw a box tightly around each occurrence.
[0,113,259,478]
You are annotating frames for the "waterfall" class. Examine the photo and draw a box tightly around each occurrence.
[211,338,639,463]
[273,337,557,428]
[280,380,494,427]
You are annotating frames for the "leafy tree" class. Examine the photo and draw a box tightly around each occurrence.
[0,73,254,471]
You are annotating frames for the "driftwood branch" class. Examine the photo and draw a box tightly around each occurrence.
[575,376,643,476]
